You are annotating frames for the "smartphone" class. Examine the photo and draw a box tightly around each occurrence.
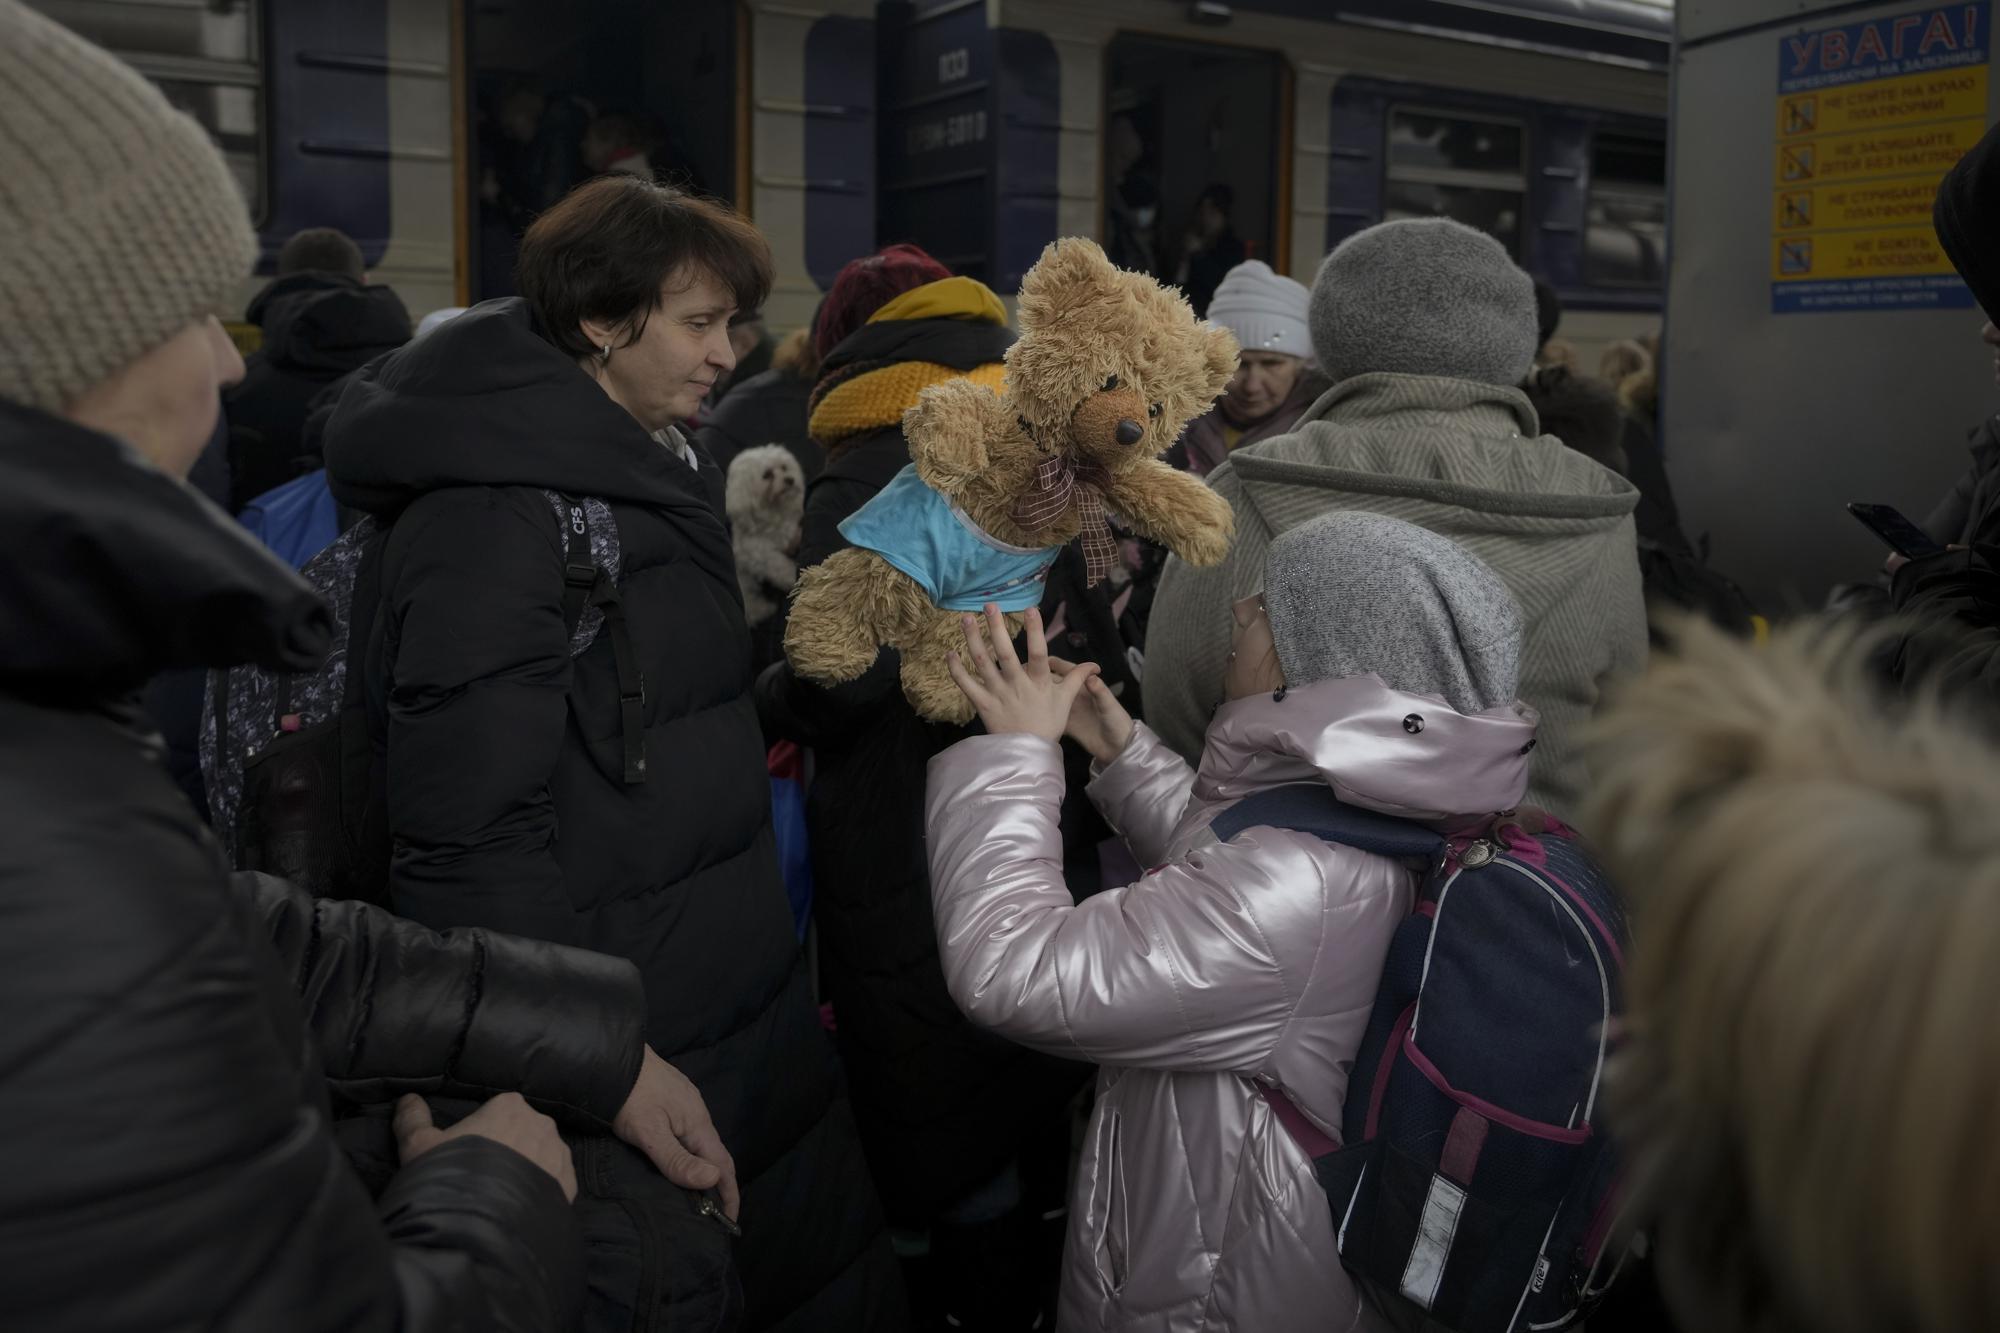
[1847,502,1946,560]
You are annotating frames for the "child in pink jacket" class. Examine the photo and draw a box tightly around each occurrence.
[926,511,1535,1333]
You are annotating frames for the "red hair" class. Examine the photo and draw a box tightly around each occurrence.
[813,243,953,359]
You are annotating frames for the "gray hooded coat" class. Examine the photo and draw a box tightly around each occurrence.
[1144,372,1647,819]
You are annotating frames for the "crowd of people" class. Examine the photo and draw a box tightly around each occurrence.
[9,4,2000,1332]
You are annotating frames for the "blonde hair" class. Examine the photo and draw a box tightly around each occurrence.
[772,325,820,381]
[1597,338,1651,387]
[1581,618,2000,1333]
[1617,366,1656,417]
[1536,335,1579,371]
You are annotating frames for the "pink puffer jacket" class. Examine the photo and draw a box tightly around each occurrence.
[925,675,1536,1332]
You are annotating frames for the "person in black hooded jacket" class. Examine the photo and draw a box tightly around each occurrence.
[755,252,1091,1331]
[325,175,905,1332]
[1884,117,2000,704]
[0,12,742,1324]
[225,227,411,509]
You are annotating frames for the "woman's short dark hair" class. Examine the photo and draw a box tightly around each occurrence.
[517,175,774,361]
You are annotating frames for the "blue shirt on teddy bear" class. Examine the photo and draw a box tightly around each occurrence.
[836,464,1058,613]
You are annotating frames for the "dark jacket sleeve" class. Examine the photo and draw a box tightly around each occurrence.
[1889,543,2000,698]
[692,413,752,484]
[378,1135,585,1333]
[0,734,582,1333]
[755,462,902,748]
[382,488,579,945]
[242,870,645,1125]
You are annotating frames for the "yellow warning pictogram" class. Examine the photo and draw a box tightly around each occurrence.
[1781,143,1817,181]
[1777,237,1814,276]
[1780,191,1813,229]
[1782,95,1818,136]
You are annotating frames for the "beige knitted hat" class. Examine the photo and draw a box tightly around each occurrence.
[0,0,257,411]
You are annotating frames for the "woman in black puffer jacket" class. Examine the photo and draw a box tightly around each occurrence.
[325,176,904,1332]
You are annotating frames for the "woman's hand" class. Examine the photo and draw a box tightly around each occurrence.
[613,1046,739,1221]
[946,604,1098,743]
[1049,657,1134,764]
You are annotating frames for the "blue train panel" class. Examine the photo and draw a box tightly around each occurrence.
[805,15,878,291]
[263,0,392,271]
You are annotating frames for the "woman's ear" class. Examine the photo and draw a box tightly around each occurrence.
[579,316,621,356]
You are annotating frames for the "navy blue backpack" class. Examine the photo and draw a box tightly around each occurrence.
[1211,786,1633,1332]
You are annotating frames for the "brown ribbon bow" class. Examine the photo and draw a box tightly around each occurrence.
[1013,452,1119,586]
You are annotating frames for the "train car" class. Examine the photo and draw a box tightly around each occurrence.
[33,0,1669,361]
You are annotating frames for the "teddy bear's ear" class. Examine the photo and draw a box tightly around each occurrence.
[1202,322,1242,395]
[1018,237,1119,331]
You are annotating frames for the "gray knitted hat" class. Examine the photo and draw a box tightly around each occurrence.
[1309,218,1538,387]
[1263,511,1522,714]
[0,1,257,412]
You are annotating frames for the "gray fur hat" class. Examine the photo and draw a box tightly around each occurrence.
[1308,218,1538,387]
[1263,511,1522,714]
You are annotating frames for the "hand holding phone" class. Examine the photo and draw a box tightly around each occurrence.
[1847,502,1946,560]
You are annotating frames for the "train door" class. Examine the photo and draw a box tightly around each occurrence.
[1103,34,1287,314]
[460,0,738,302]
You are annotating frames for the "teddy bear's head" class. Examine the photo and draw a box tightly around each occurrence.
[1006,237,1239,476]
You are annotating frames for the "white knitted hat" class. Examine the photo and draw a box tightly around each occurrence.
[0,1,257,412]
[1205,260,1311,361]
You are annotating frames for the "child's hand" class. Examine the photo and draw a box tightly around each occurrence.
[946,604,1099,743]
[1049,657,1134,764]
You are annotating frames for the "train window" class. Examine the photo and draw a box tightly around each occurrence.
[1584,130,1666,287]
[1384,108,1527,256]
[31,0,265,222]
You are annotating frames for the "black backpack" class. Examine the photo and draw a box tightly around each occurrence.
[201,491,642,903]
[1636,536,1762,642]
[1210,787,1635,1332]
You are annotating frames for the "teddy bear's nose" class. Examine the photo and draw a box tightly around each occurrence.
[1115,419,1144,446]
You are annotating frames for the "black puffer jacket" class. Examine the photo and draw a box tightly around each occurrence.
[1887,115,2000,702]
[227,271,410,509]
[325,298,904,1332]
[694,364,820,484]
[757,310,1090,1227]
[0,397,644,1331]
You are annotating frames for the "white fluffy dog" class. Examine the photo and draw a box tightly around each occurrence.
[726,444,806,626]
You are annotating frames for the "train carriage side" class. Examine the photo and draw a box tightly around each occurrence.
[879,0,1670,362]
[33,0,1672,364]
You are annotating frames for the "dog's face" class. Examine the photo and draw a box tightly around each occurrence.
[726,444,805,528]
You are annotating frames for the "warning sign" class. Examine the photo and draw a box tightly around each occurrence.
[1771,2,1989,314]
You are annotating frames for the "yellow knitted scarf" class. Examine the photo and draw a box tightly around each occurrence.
[809,276,1010,452]
[810,361,1007,449]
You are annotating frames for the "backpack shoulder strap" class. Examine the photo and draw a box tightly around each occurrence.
[553,491,647,786]
[1210,783,1445,860]
[556,492,597,636]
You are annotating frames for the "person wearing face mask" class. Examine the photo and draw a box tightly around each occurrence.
[1168,259,1329,477]
[923,511,1533,1333]
[323,175,906,1332]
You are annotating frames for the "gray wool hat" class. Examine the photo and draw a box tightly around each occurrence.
[1263,511,1522,714]
[1309,218,1538,388]
[0,1,257,412]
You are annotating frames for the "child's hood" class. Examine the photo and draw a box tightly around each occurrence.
[1194,674,1537,821]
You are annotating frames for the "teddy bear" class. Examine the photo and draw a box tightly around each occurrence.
[727,443,806,627]
[784,236,1240,723]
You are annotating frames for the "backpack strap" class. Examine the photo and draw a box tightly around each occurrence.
[558,494,596,636]
[1209,783,1446,860]
[557,493,647,785]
